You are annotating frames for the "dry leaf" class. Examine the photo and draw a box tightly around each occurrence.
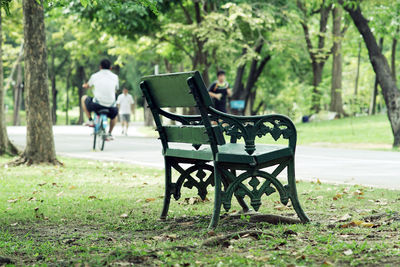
[322,260,333,266]
[88,196,97,199]
[38,182,47,186]
[145,198,156,203]
[343,249,353,256]
[7,199,18,203]
[120,213,129,218]
[333,193,343,200]
[69,185,77,190]
[341,220,375,228]
[10,222,18,226]
[338,213,352,222]
[56,191,64,197]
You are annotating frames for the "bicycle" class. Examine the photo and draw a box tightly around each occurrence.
[93,109,109,151]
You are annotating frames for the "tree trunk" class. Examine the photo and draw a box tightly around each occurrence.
[50,52,57,125]
[330,6,346,116]
[391,35,397,82]
[297,0,332,113]
[354,41,362,96]
[369,37,383,115]
[0,10,18,155]
[311,63,324,113]
[13,63,23,126]
[65,69,71,125]
[343,2,400,147]
[18,0,58,164]
[77,65,86,124]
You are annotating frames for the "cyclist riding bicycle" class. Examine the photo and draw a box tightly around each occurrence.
[81,59,119,141]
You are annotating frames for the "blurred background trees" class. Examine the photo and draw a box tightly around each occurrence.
[1,0,400,146]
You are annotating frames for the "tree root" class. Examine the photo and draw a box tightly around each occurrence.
[0,138,20,157]
[227,214,303,225]
[9,154,63,167]
[202,230,271,247]
[5,139,20,156]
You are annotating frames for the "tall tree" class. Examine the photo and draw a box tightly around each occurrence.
[369,37,383,115]
[297,0,332,113]
[342,1,400,147]
[0,8,18,155]
[13,62,23,126]
[16,0,58,164]
[330,5,347,116]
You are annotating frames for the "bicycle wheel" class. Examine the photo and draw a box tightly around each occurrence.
[98,120,106,151]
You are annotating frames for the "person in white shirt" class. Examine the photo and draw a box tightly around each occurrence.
[81,59,119,140]
[117,88,135,136]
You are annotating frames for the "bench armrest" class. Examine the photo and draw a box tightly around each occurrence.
[209,107,297,155]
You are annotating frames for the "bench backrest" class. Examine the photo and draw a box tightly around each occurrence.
[140,71,222,152]
[140,71,212,108]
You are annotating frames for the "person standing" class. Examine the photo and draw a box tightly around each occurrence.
[117,88,135,136]
[82,59,119,140]
[208,70,232,113]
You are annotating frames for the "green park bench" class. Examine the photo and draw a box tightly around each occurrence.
[140,71,309,228]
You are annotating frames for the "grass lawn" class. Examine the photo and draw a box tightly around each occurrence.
[1,157,399,266]
[293,114,393,149]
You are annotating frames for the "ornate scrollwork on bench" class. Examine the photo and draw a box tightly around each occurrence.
[208,109,297,155]
[219,168,290,212]
[170,162,214,201]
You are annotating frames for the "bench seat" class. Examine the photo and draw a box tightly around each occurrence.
[164,143,293,164]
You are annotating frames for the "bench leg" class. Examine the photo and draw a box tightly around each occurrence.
[209,164,222,229]
[287,160,310,223]
[160,158,172,220]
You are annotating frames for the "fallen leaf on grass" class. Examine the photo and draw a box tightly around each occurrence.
[7,199,18,203]
[145,198,156,203]
[69,185,77,190]
[56,191,64,197]
[338,213,352,222]
[182,197,209,205]
[120,213,129,218]
[38,182,47,187]
[333,193,343,200]
[88,196,97,199]
[322,260,333,266]
[10,223,18,226]
[340,220,375,228]
[274,205,290,211]
[152,234,177,241]
[343,249,353,256]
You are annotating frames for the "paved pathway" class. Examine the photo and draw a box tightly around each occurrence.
[7,125,400,189]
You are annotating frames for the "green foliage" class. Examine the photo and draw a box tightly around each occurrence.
[0,0,13,14]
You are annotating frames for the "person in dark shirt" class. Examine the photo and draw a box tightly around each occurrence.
[208,70,232,112]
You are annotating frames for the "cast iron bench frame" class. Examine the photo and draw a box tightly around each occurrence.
[140,71,309,228]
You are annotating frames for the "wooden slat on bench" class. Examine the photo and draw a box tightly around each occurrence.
[164,125,210,144]
[164,125,225,145]
[141,72,197,108]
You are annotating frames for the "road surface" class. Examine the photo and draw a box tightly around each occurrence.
[7,125,400,189]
